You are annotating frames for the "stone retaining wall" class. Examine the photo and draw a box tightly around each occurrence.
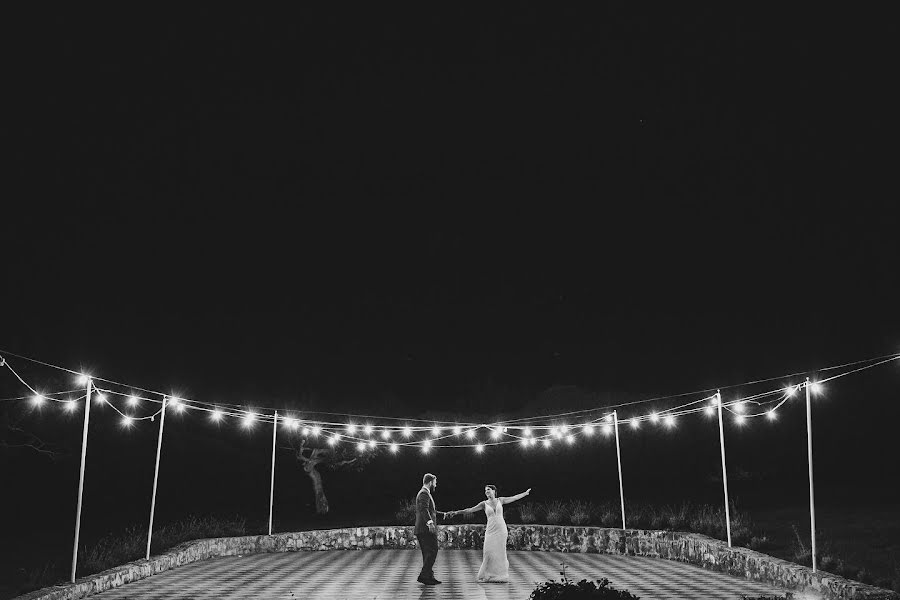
[17,525,899,600]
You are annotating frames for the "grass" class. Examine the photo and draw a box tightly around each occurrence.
[3,515,247,599]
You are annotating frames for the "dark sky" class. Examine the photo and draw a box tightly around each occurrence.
[2,6,899,535]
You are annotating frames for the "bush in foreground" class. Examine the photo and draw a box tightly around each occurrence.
[530,564,639,599]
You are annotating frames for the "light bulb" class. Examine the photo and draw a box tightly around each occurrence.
[453,426,462,436]
[431,426,441,436]
[475,444,484,453]
[602,424,613,436]
[211,410,223,422]
[403,426,412,438]
[630,418,639,429]
[381,429,391,440]
[311,426,321,436]
[364,425,373,435]
[649,412,659,423]
[389,443,399,453]
[31,394,45,406]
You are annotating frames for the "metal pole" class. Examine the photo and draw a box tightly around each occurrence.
[805,378,817,572]
[613,410,626,530]
[715,391,732,547]
[268,411,278,536]
[146,396,167,560]
[71,378,93,582]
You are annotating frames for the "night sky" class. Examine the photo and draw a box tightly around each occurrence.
[2,5,899,581]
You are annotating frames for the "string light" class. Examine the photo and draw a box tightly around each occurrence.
[565,434,575,444]
[490,427,501,440]
[127,395,140,407]
[664,415,676,428]
[301,426,310,436]
[363,424,373,436]
[403,426,412,438]
[630,418,639,429]
[422,440,431,453]
[327,436,337,446]
[705,405,716,416]
[242,413,256,428]
[64,400,77,412]
[520,438,529,447]
[786,386,798,398]
[735,414,746,425]
[602,424,613,436]
[475,444,484,453]
[346,424,357,435]
[76,374,90,385]
[466,429,476,440]
[767,410,777,421]
[560,424,570,433]
[649,412,659,423]
[381,429,391,440]
[289,419,300,430]
[542,438,552,448]
[211,410,223,422]
[583,424,594,436]
[31,394,45,406]
[453,425,462,436]
[431,426,441,436]
[523,427,532,437]
[311,426,321,436]
[95,393,108,404]
[734,401,746,414]
[356,442,366,452]
[367,439,376,450]
[121,416,133,427]
[810,382,823,394]
[389,443,399,453]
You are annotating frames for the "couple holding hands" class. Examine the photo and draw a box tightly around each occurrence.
[414,472,531,585]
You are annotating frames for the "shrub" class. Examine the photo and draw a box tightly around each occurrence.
[395,499,417,524]
[544,501,567,525]
[739,595,793,600]
[518,502,539,524]
[568,501,593,526]
[530,564,640,599]
[598,502,620,528]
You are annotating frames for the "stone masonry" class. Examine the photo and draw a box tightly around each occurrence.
[16,525,900,600]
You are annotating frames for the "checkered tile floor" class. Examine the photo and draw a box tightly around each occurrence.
[94,550,788,599]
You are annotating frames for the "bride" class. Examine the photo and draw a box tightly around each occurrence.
[447,485,531,583]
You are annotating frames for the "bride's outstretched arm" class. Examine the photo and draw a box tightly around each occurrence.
[500,488,532,505]
[449,501,485,516]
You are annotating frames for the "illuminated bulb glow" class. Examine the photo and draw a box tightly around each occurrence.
[311,426,321,436]
[705,405,715,416]
[95,393,108,404]
[664,415,676,427]
[649,412,659,423]
[364,425,373,435]
[122,416,133,427]
[542,438,552,448]
[422,440,431,453]
[565,434,575,444]
[735,415,746,425]
[584,424,594,436]
[560,424,569,433]
[346,424,357,435]
[357,442,366,451]
[786,386,797,397]
[520,438,529,447]
[243,413,256,427]
[810,382,823,394]
[523,427,532,437]
[31,394,45,406]
[630,418,639,429]
[381,430,391,440]
[367,439,376,449]
[389,443,399,453]
[65,400,77,412]
[490,428,501,440]
[767,411,777,421]
[289,419,300,429]
[466,429,476,440]
[475,444,484,453]
[302,427,310,436]
[211,410,223,421]
[734,402,746,414]
[453,426,462,436]
[174,403,185,413]
[76,374,90,385]
[605,415,614,424]
[328,436,337,446]
[403,426,412,438]
[127,396,140,407]
[431,426,441,436]
[602,424,613,436]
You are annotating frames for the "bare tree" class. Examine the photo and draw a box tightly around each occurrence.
[0,405,65,459]
[286,436,374,515]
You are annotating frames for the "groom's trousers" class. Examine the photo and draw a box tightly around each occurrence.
[416,533,438,580]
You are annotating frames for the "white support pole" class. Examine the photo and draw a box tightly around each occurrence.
[805,378,817,572]
[613,410,626,530]
[715,391,732,547]
[71,378,93,583]
[268,411,278,536]
[146,396,167,560]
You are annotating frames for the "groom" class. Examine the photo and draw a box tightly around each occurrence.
[414,473,447,585]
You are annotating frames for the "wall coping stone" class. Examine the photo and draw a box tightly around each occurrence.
[14,525,899,600]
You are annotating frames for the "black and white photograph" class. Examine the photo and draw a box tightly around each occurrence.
[2,6,899,600]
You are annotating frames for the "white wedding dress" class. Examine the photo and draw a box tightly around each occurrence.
[477,499,510,582]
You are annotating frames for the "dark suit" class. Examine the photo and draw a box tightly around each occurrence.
[414,486,445,581]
